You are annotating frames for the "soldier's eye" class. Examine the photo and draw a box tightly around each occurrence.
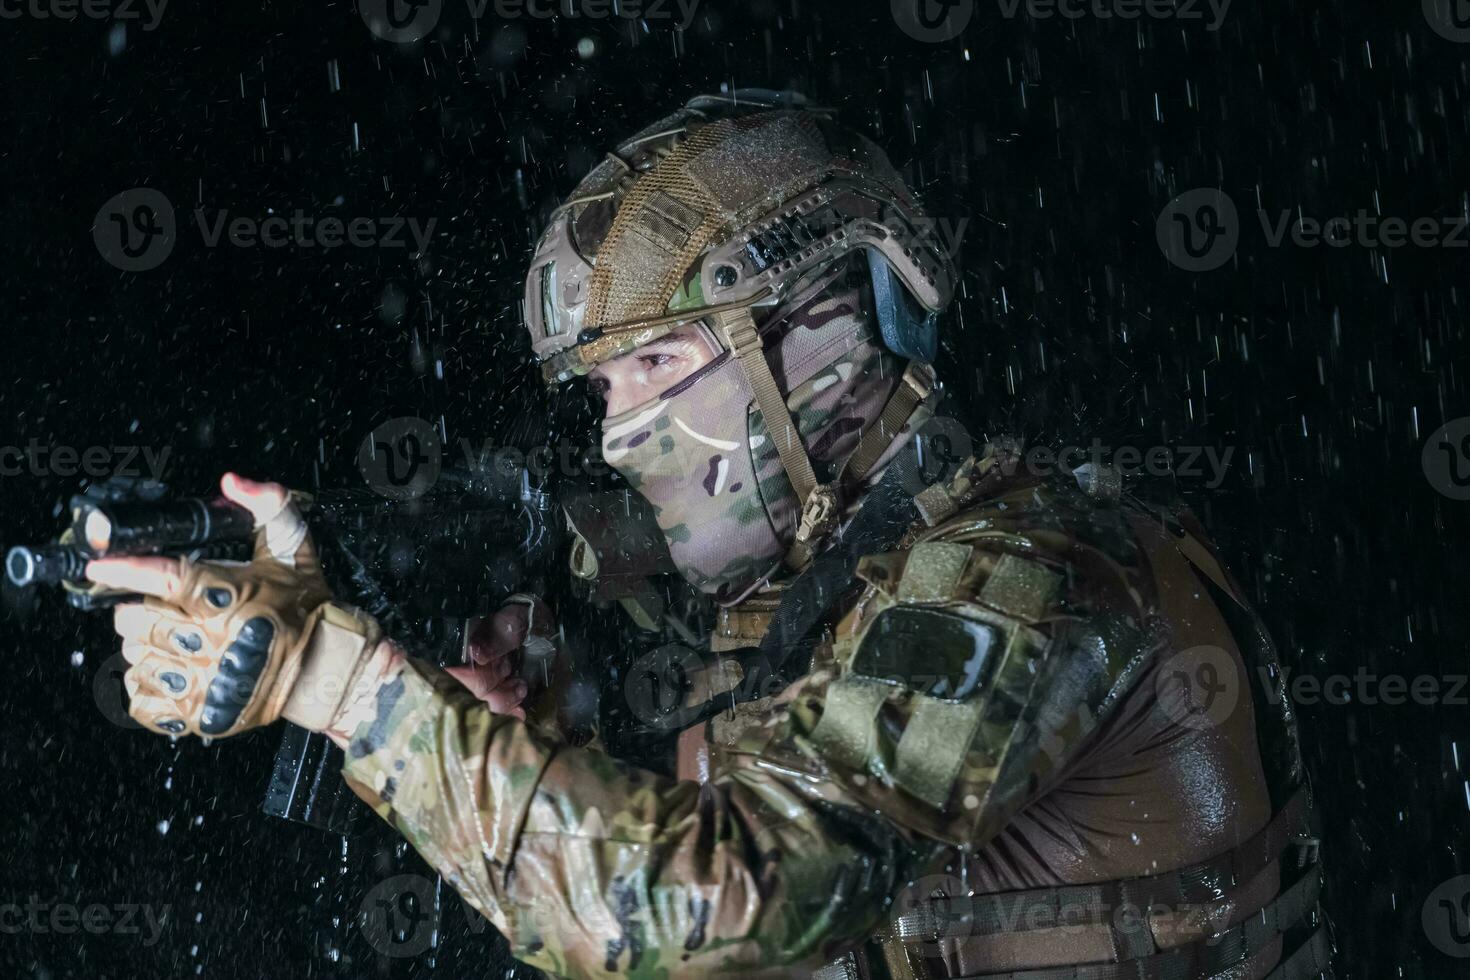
[639,353,675,369]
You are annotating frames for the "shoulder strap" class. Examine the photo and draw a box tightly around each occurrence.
[684,426,971,729]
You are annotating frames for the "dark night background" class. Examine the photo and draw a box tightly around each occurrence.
[3,1,1469,977]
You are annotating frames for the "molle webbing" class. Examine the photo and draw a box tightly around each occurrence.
[585,120,730,331]
[583,111,832,336]
[952,870,1326,980]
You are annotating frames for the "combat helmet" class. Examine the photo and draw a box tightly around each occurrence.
[525,89,956,568]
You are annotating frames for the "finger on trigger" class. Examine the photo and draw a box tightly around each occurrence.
[469,609,526,662]
[484,679,529,715]
[86,556,184,599]
[477,654,514,689]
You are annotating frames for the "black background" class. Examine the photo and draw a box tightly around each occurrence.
[3,1,1469,977]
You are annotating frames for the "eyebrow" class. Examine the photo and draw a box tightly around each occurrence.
[628,331,702,356]
[642,330,699,350]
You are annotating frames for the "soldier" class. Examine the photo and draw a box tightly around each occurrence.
[88,92,1331,979]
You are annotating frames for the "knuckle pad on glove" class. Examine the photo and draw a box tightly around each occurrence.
[198,615,275,735]
[122,544,335,739]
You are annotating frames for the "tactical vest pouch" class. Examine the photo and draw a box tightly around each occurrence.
[810,541,1058,814]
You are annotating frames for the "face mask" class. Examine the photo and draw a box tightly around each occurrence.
[601,277,901,602]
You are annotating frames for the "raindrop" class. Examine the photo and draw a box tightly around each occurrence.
[106,23,127,57]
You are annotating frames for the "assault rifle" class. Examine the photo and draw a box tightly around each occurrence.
[7,469,561,836]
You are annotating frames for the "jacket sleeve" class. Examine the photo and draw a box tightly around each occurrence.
[338,489,1157,978]
[338,655,911,979]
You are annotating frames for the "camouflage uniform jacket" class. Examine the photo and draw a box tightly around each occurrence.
[339,467,1303,979]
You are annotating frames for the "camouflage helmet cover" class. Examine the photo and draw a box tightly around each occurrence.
[524,90,956,384]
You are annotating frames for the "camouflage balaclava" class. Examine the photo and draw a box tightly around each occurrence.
[601,271,901,603]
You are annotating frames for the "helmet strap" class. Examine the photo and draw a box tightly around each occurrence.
[713,307,939,574]
[713,305,821,506]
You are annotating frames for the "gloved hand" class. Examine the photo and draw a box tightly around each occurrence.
[86,473,383,738]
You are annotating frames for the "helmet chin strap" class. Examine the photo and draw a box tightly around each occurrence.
[711,305,833,572]
[712,304,938,574]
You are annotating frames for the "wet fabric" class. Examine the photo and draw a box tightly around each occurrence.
[601,275,902,601]
[338,469,1298,979]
